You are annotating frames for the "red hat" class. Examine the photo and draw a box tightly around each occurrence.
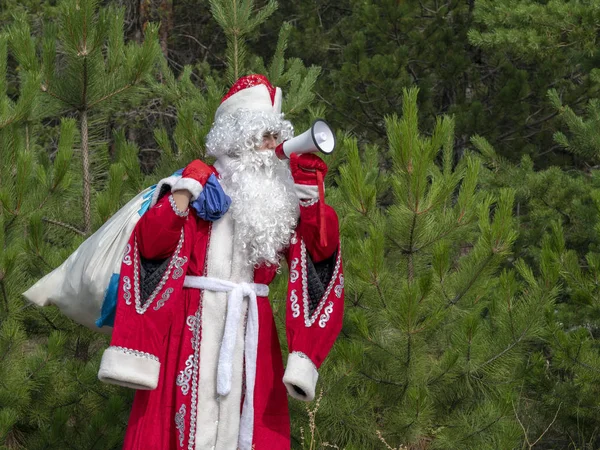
[215,74,283,119]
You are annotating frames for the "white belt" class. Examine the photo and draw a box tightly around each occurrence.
[183,275,268,450]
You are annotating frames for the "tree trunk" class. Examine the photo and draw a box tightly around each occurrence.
[81,109,91,235]
[158,0,173,58]
[134,0,151,43]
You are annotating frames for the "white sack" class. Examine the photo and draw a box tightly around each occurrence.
[21,172,181,335]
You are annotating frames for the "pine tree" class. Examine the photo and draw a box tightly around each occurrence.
[294,88,560,449]
[468,0,600,165]
[468,129,600,449]
[0,1,162,447]
[0,32,129,449]
[0,0,58,29]
[468,3,600,443]
[468,5,600,442]
[517,222,600,449]
[463,0,600,263]
[254,0,599,171]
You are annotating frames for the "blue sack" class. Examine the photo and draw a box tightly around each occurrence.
[191,174,231,221]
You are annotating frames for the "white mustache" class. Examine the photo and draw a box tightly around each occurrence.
[219,151,299,267]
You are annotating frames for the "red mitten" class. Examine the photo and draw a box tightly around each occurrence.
[289,153,329,248]
[172,159,213,200]
[289,153,328,186]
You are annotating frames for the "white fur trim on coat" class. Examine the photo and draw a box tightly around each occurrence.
[151,174,181,207]
[183,275,267,450]
[283,351,319,402]
[98,346,160,390]
[295,183,320,200]
[193,211,255,449]
[171,177,204,201]
[216,84,276,119]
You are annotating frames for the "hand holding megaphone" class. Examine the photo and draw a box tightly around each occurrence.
[275,119,336,160]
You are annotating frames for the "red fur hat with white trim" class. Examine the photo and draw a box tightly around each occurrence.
[215,74,283,119]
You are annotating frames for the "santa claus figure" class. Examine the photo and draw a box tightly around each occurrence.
[97,74,344,450]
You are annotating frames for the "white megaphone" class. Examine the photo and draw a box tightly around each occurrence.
[275,118,336,160]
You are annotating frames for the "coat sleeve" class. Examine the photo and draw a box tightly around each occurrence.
[282,200,344,402]
[135,193,189,259]
[97,194,191,390]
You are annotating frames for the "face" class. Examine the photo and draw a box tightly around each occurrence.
[258,132,279,151]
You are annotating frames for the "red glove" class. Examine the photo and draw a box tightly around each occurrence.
[290,153,328,186]
[289,153,330,248]
[172,159,213,201]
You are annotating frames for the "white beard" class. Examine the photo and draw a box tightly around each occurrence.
[217,150,299,267]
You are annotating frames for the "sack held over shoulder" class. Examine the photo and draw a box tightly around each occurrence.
[22,169,231,334]
[22,186,158,334]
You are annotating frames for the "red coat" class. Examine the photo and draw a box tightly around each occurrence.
[98,168,344,450]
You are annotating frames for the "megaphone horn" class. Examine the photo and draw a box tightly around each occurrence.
[275,118,336,160]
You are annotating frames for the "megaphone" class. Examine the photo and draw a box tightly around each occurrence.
[275,119,336,160]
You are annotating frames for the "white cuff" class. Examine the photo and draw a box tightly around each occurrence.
[151,174,180,207]
[283,351,319,402]
[172,177,204,201]
[98,346,161,390]
[295,184,319,200]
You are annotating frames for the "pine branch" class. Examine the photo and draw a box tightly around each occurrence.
[406,213,417,282]
[42,86,79,109]
[42,217,86,236]
[181,34,226,65]
[405,333,412,370]
[494,93,590,144]
[530,403,561,447]
[88,426,108,450]
[460,415,505,442]
[0,115,18,130]
[87,83,134,110]
[552,335,600,375]
[36,308,62,331]
[363,335,405,363]
[354,92,387,137]
[51,397,84,411]
[414,218,476,253]
[37,189,57,211]
[359,371,405,387]
[0,279,8,313]
[24,353,51,382]
[25,124,30,153]
[427,361,456,387]
[0,338,15,364]
[474,327,529,374]
[372,276,387,309]
[75,373,109,400]
[315,92,385,137]
[507,297,517,341]
[232,0,239,80]
[446,252,495,308]
[30,245,54,271]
